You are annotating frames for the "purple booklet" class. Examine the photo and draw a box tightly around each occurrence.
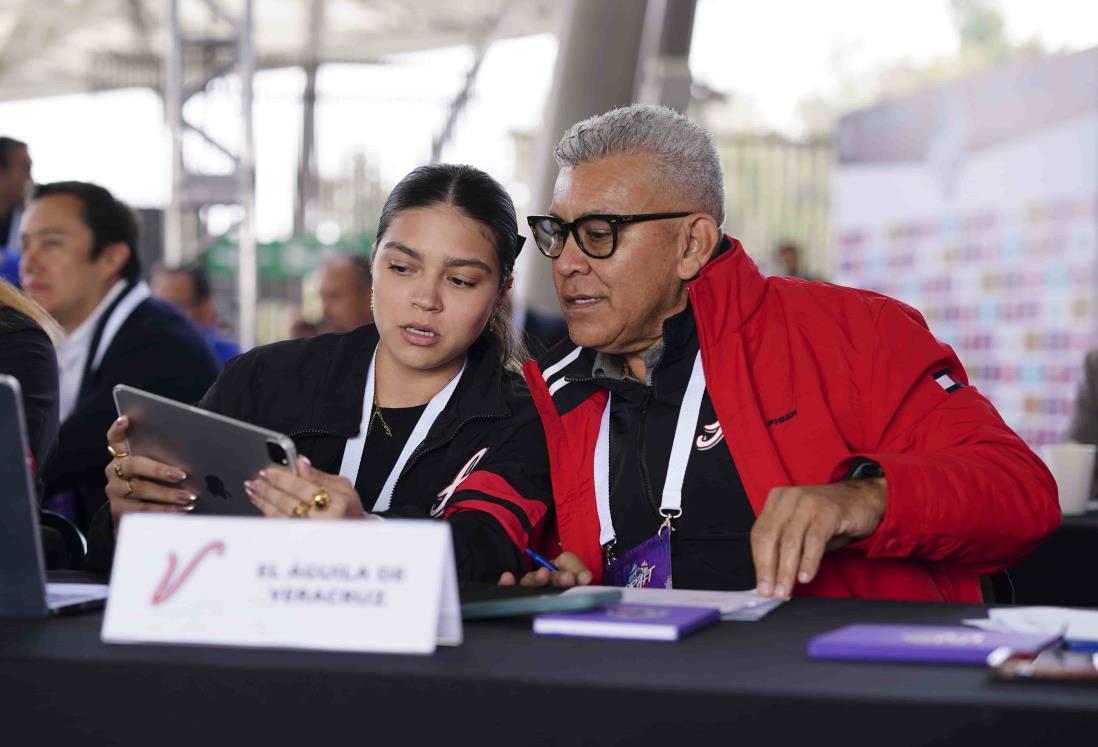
[533,604,720,641]
[807,624,1062,665]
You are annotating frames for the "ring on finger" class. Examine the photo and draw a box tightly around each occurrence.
[107,445,129,459]
[291,502,311,518]
[123,478,136,499]
[310,487,330,511]
[113,459,128,480]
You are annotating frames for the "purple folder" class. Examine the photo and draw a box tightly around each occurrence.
[534,604,720,641]
[807,624,1061,665]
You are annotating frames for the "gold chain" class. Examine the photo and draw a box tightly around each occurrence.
[372,395,393,437]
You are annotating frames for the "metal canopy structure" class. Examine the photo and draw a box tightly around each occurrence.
[0,0,557,348]
[0,0,557,102]
[0,0,699,346]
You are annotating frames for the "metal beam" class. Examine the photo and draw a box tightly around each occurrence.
[429,10,512,163]
[294,0,326,236]
[633,0,697,111]
[517,0,649,316]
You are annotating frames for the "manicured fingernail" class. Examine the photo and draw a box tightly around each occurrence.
[798,571,810,584]
[258,469,268,479]
[167,469,186,481]
[244,481,256,494]
[301,455,311,465]
[177,492,195,504]
[758,581,772,596]
[114,416,125,425]
[774,583,788,598]
[180,504,196,513]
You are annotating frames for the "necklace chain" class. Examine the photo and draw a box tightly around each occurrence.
[372,395,393,438]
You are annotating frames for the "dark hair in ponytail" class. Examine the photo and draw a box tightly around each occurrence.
[376,164,528,369]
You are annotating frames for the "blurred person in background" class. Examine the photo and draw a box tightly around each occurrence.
[152,261,241,368]
[19,181,218,531]
[774,240,821,281]
[89,164,551,585]
[1064,348,1098,497]
[0,136,32,285]
[319,253,374,333]
[513,104,1058,601]
[289,312,320,339]
[0,277,59,475]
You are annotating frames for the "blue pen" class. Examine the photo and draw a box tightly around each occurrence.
[524,548,560,572]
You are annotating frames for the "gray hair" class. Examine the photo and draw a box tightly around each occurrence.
[554,104,725,226]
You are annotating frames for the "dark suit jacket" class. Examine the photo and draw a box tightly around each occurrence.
[42,291,219,530]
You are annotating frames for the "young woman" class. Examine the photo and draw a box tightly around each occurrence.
[87,164,552,582]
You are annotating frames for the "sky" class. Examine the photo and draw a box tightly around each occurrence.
[0,0,1096,240]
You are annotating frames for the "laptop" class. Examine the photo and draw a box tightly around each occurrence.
[0,374,108,617]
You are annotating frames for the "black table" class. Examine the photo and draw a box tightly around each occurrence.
[1009,509,1098,606]
[2,598,1096,745]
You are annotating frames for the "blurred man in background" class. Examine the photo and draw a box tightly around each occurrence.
[20,181,218,531]
[152,261,240,368]
[774,240,821,281]
[318,253,373,333]
[0,136,32,285]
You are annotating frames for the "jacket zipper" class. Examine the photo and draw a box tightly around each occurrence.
[565,373,662,517]
[636,386,660,515]
[385,411,510,507]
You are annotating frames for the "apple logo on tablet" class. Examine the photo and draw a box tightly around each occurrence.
[206,475,231,501]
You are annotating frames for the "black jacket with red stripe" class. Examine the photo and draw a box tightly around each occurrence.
[84,324,552,581]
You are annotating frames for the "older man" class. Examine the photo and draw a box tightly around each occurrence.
[516,105,1058,602]
[318,254,373,333]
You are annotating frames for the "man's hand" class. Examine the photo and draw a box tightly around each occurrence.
[498,551,593,588]
[751,478,886,598]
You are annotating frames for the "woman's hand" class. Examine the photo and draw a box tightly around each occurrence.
[104,416,195,528]
[245,456,369,519]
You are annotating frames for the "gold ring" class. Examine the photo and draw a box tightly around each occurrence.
[291,502,311,518]
[107,445,129,459]
[113,460,128,480]
[310,488,330,510]
[123,479,135,499]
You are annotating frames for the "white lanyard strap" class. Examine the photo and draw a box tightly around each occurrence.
[338,348,466,513]
[91,281,151,373]
[594,352,706,548]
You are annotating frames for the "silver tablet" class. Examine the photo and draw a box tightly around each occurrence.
[113,385,298,516]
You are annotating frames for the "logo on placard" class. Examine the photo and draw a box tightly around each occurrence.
[695,421,724,451]
[150,540,226,606]
[431,448,489,517]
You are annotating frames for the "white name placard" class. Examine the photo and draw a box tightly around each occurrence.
[101,515,462,654]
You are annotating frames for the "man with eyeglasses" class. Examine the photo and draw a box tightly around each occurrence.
[505,104,1058,603]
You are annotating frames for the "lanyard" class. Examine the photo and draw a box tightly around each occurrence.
[338,348,465,513]
[594,352,706,548]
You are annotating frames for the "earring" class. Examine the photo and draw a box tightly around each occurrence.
[370,291,375,312]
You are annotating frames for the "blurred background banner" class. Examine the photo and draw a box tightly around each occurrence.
[834,48,1098,446]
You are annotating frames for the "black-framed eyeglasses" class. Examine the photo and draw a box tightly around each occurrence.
[526,212,692,259]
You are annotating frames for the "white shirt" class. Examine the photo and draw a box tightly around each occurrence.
[56,280,128,422]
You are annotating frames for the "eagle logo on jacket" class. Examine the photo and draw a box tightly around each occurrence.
[431,448,489,517]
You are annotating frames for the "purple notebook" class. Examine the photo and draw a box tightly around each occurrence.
[807,624,1062,665]
[534,604,720,641]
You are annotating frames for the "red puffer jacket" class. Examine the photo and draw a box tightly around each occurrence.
[524,237,1060,602]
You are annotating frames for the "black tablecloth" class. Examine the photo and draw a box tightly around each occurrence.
[1009,510,1098,606]
[2,597,1096,745]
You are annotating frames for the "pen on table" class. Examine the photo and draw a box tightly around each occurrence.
[525,548,560,572]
